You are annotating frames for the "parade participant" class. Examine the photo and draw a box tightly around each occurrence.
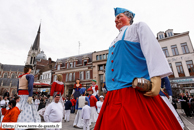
[179,93,192,117]
[34,96,40,111]
[0,100,20,130]
[89,80,99,100]
[3,90,9,100]
[44,94,63,130]
[17,65,41,123]
[14,96,21,111]
[72,79,82,99]
[49,74,64,102]
[87,88,98,123]
[94,7,182,130]
[82,101,91,130]
[2,96,9,110]
[64,97,72,122]
[160,77,184,129]
[73,88,90,128]
[70,96,76,113]
[96,95,104,114]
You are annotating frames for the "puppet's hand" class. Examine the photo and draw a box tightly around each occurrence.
[169,96,172,103]
[144,77,161,97]
[49,96,53,102]
[27,97,33,104]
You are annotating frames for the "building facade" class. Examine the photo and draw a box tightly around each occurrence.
[53,53,93,96]
[92,50,108,94]
[158,29,194,94]
[0,63,24,96]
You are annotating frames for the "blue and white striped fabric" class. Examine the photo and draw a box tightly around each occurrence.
[17,95,41,122]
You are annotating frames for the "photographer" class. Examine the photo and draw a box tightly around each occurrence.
[0,100,20,130]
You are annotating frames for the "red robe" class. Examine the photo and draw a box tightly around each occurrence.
[88,95,97,108]
[50,81,64,96]
[70,98,76,106]
[0,107,20,130]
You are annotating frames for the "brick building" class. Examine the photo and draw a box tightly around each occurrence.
[53,52,93,96]
[0,63,24,96]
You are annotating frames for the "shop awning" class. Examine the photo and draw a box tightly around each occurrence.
[33,82,51,88]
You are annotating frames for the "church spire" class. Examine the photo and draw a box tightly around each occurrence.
[32,24,41,50]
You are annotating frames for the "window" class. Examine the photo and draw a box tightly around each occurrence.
[169,63,173,73]
[67,63,69,69]
[175,62,185,77]
[80,71,84,80]
[171,45,179,56]
[70,62,73,68]
[57,65,60,70]
[159,34,164,39]
[100,74,104,91]
[53,75,57,81]
[49,73,51,78]
[86,71,90,80]
[106,53,108,59]
[30,57,33,64]
[74,62,76,67]
[84,60,87,66]
[73,73,75,81]
[40,75,42,80]
[3,73,8,78]
[181,43,189,54]
[167,32,173,37]
[103,54,106,59]
[99,65,103,70]
[33,57,35,64]
[11,73,16,78]
[169,63,174,78]
[162,47,169,57]
[186,61,194,75]
[96,55,99,60]
[69,73,72,81]
[66,74,68,81]
[99,55,102,60]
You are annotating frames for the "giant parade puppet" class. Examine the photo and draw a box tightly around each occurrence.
[16,65,41,124]
[94,7,182,130]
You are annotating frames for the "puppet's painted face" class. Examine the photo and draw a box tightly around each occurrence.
[115,13,130,30]
[92,81,96,85]
[88,91,93,95]
[76,80,80,84]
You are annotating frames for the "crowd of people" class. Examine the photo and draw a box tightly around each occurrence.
[178,92,194,118]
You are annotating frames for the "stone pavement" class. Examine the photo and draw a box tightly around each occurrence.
[177,109,194,130]
[40,113,95,130]
[38,109,194,130]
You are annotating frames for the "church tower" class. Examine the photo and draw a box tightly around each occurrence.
[26,24,41,66]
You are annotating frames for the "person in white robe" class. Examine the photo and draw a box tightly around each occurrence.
[73,88,90,128]
[34,96,40,111]
[82,101,91,130]
[15,96,21,111]
[96,95,104,114]
[44,94,63,130]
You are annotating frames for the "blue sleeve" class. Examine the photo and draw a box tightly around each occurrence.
[164,77,172,96]
[85,97,90,106]
[26,74,34,97]
[75,98,78,110]
[17,79,19,93]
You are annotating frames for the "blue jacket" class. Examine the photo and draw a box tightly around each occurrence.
[65,100,72,110]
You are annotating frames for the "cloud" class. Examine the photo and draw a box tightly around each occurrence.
[0,0,194,65]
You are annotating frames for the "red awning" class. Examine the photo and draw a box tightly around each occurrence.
[33,82,51,88]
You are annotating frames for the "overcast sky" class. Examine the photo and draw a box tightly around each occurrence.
[1,0,194,65]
